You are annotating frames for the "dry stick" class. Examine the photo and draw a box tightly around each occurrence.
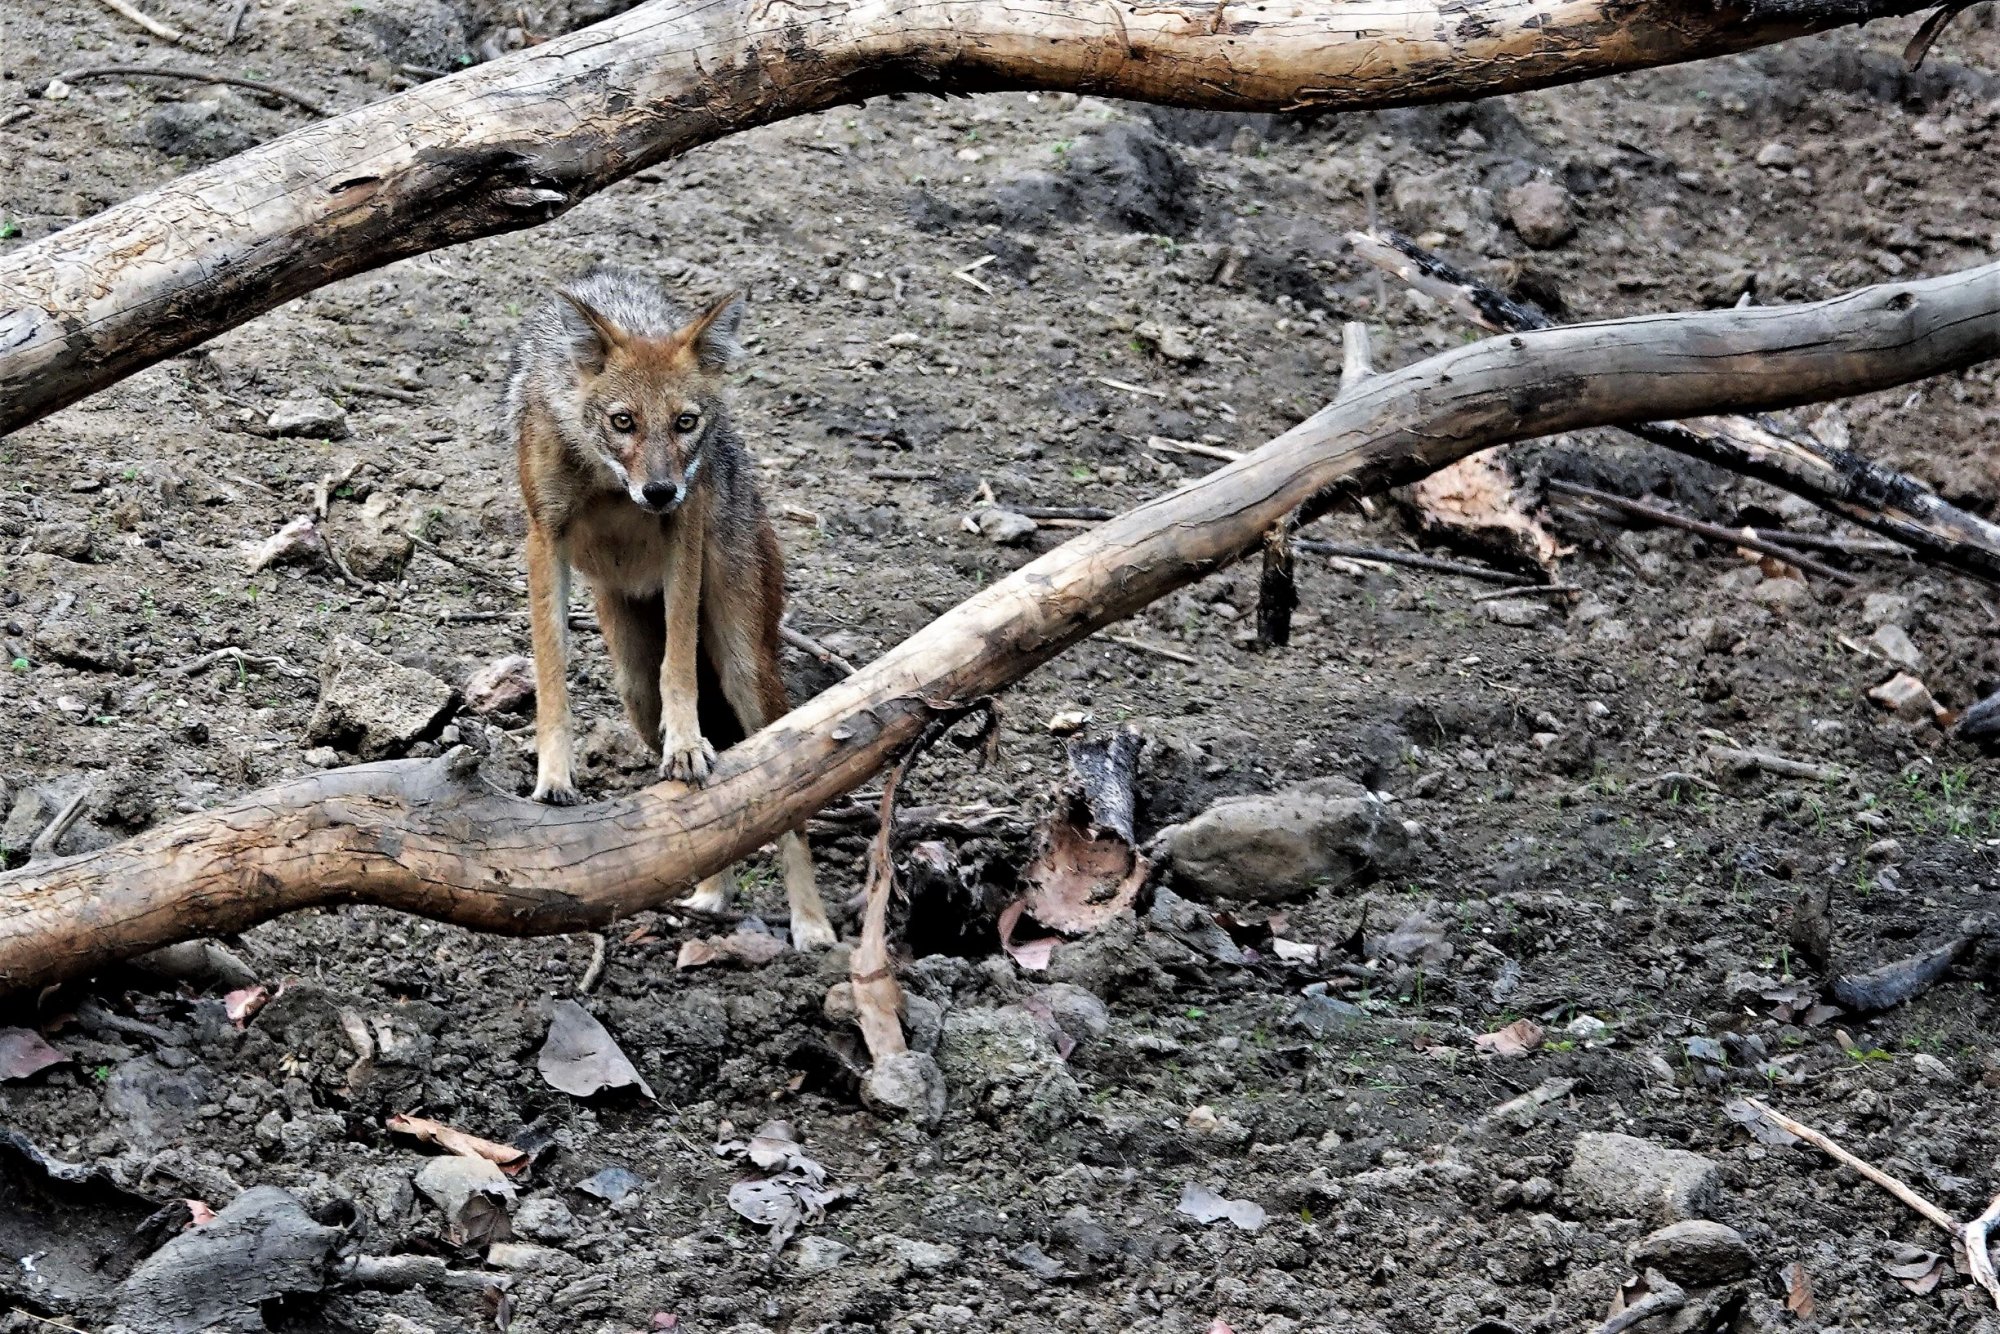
[1740,1097,1999,1308]
[337,379,423,404]
[1470,582,1578,602]
[223,0,252,43]
[1548,479,1859,585]
[1353,228,2000,586]
[55,66,329,117]
[1296,540,1535,586]
[1746,527,1907,556]
[89,0,186,43]
[1146,436,1242,463]
[780,624,859,677]
[28,785,92,862]
[1,266,1997,994]
[410,536,522,591]
[577,932,607,993]
[1102,634,1200,667]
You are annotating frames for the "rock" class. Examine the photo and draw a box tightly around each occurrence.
[115,1187,340,1334]
[935,1006,1078,1129]
[484,1242,581,1274]
[306,636,457,759]
[267,392,351,440]
[1,787,57,854]
[29,521,95,562]
[33,619,130,674]
[144,101,258,163]
[1135,321,1203,364]
[863,1050,947,1126]
[465,655,536,715]
[1869,622,1922,672]
[792,1236,854,1274]
[243,515,329,573]
[513,1195,577,1242]
[334,492,414,581]
[1033,983,1110,1049]
[1567,1132,1721,1224]
[1627,1220,1753,1287]
[1748,576,1810,609]
[1863,591,1911,627]
[1867,672,1938,724]
[968,506,1037,545]
[1481,597,1551,627]
[415,1155,515,1247]
[1502,177,1576,248]
[1754,141,1799,169]
[105,1057,209,1151]
[1159,785,1414,903]
[875,1235,960,1275]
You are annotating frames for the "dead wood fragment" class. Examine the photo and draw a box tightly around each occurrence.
[1705,746,1843,783]
[1255,524,1298,648]
[1829,936,1971,1011]
[87,0,186,45]
[1549,479,1858,584]
[1103,634,1200,667]
[1,265,1998,995]
[1296,540,1535,586]
[55,65,327,116]
[780,624,859,677]
[1357,228,2000,585]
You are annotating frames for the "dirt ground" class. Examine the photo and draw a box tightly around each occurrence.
[5,2,2000,1331]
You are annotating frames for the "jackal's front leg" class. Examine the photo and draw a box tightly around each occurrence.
[526,525,579,805]
[657,514,715,785]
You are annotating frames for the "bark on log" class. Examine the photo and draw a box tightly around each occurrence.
[2,264,1997,995]
[1352,229,2000,583]
[0,0,1941,434]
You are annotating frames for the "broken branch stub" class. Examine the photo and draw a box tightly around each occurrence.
[0,0,1943,434]
[0,265,1996,995]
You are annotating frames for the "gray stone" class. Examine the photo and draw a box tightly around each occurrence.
[513,1195,577,1242]
[1627,1220,1753,1287]
[465,655,536,715]
[1503,177,1575,248]
[333,492,414,581]
[1034,982,1110,1048]
[862,1050,947,1126]
[1159,785,1414,903]
[484,1242,580,1274]
[267,393,351,440]
[791,1235,854,1274]
[875,1234,960,1274]
[1567,1132,1722,1224]
[29,521,95,562]
[935,1006,1077,1129]
[1870,622,1922,672]
[1481,597,1551,627]
[970,506,1037,545]
[1862,591,1911,627]
[144,101,258,163]
[306,636,457,759]
[33,619,129,673]
[1754,141,1799,169]
[105,1058,209,1151]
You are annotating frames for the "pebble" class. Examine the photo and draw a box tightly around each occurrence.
[1869,622,1922,672]
[792,1236,854,1273]
[1502,177,1576,248]
[966,506,1037,545]
[465,655,536,715]
[1158,781,1415,903]
[514,1195,577,1242]
[266,392,351,440]
[1867,672,1937,723]
[1754,142,1799,169]
[305,636,458,760]
[1566,1132,1722,1223]
[1627,1220,1752,1286]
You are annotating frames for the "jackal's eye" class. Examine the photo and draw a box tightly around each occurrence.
[673,411,700,433]
[607,411,636,433]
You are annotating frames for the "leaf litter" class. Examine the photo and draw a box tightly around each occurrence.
[717,1120,842,1255]
[537,1000,656,1100]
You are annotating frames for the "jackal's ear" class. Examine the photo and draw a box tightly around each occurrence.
[684,291,746,371]
[556,289,628,374]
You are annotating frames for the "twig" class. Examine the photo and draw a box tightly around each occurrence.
[1471,582,1577,602]
[1103,633,1199,667]
[1547,479,1859,586]
[56,65,329,118]
[1015,505,1115,521]
[1144,435,1241,462]
[1745,527,1906,557]
[30,785,93,862]
[223,0,252,43]
[313,458,362,520]
[577,932,607,993]
[1739,1098,1968,1251]
[337,379,422,404]
[951,254,996,294]
[1707,745,1842,782]
[1296,539,1534,586]
[1905,0,1977,68]
[88,0,187,44]
[869,467,938,481]
[168,644,312,680]
[1101,377,1169,401]
[410,535,522,591]
[780,624,858,676]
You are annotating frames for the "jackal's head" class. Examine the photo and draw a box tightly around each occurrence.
[555,289,746,515]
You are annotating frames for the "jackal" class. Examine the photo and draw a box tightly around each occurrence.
[504,268,833,949]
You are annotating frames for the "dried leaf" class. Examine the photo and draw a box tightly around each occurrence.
[1474,1018,1544,1059]
[1724,1098,1800,1147]
[222,985,269,1028]
[677,927,786,970]
[576,1165,643,1202]
[1883,1248,1945,1291]
[0,1027,66,1081]
[537,1000,656,1100]
[1176,1182,1267,1233]
[1271,937,1319,964]
[386,1113,529,1175]
[1406,447,1563,574]
[997,900,1059,972]
[1781,1261,1815,1317]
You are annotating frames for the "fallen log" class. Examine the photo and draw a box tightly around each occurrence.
[0,0,1942,434]
[1353,229,2000,584]
[1,263,1996,995]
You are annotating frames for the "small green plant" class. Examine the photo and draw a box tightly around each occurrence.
[0,220,21,241]
[1184,1006,1207,1020]
[1845,1046,1893,1063]
[92,1064,111,1083]
[10,657,27,672]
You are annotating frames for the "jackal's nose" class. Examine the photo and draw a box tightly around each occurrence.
[641,481,683,512]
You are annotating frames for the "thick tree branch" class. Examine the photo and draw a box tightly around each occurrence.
[0,0,1939,434]
[0,264,1995,995]
[1353,229,2000,583]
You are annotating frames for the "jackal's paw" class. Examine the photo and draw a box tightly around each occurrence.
[658,732,717,786]
[532,778,582,806]
[678,882,731,915]
[789,915,838,952]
